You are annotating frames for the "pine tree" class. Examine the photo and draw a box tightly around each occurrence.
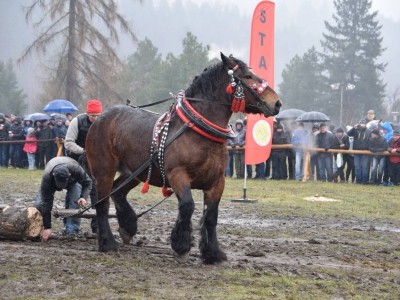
[278,47,324,112]
[0,60,27,115]
[320,0,386,125]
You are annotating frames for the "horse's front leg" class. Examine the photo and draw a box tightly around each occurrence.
[169,171,195,263]
[199,175,227,264]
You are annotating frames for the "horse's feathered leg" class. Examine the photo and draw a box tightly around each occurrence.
[169,170,195,263]
[110,173,141,244]
[199,176,227,264]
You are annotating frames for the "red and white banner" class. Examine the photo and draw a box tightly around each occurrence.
[245,1,275,165]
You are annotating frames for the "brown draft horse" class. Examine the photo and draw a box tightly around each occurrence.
[85,53,281,264]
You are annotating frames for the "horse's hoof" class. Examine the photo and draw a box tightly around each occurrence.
[118,227,133,245]
[99,240,119,252]
[173,251,190,264]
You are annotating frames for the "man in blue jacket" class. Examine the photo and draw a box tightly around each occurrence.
[291,122,309,180]
[8,116,24,169]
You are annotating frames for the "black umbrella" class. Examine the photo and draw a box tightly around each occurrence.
[275,108,306,120]
[23,113,52,121]
[50,113,67,122]
[295,111,330,123]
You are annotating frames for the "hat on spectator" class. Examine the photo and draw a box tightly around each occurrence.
[56,118,63,122]
[393,130,400,136]
[319,122,327,128]
[53,166,70,189]
[359,119,366,124]
[86,99,102,114]
[336,127,344,133]
[367,110,374,114]
[371,129,380,136]
[312,123,319,129]
[369,122,378,130]
[298,122,304,127]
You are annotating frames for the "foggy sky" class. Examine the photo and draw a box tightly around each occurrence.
[1,0,399,112]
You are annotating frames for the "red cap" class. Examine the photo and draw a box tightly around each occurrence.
[86,100,102,114]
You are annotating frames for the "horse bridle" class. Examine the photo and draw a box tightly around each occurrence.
[227,64,276,116]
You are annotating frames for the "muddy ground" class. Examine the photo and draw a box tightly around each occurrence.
[1,181,400,299]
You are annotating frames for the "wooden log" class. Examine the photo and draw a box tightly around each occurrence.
[51,208,117,219]
[0,206,43,240]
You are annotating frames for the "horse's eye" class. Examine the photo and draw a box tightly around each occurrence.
[244,75,253,79]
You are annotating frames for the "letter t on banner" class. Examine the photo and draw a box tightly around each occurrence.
[245,1,275,165]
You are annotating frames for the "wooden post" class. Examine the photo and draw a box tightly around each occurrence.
[51,208,117,219]
[56,137,64,157]
[0,206,43,240]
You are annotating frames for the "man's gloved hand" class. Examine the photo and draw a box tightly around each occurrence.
[231,144,236,148]
[239,143,244,147]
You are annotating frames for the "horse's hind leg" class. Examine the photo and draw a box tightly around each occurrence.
[169,171,195,263]
[95,178,119,252]
[199,176,227,264]
[110,173,141,245]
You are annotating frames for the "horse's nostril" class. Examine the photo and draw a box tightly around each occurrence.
[275,100,282,108]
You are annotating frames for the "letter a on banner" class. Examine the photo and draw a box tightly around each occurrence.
[245,1,275,165]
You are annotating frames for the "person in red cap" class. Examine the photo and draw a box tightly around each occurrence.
[64,99,103,234]
[65,99,102,160]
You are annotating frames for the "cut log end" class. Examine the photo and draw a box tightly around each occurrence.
[0,206,43,241]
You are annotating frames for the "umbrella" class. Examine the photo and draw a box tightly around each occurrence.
[23,113,52,121]
[50,113,67,122]
[295,111,330,123]
[275,108,306,121]
[43,99,78,113]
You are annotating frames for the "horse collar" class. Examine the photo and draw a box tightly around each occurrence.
[176,93,236,143]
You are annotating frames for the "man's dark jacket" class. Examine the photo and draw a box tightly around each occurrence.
[314,131,333,157]
[347,126,371,150]
[38,157,92,230]
[9,116,24,141]
[368,135,388,159]
[35,123,55,148]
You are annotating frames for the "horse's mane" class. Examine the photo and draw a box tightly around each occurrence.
[185,56,248,100]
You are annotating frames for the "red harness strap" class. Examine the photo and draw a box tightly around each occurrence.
[176,95,230,143]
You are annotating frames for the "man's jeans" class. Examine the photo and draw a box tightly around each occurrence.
[9,144,22,168]
[295,151,305,180]
[255,162,265,179]
[354,154,369,184]
[35,183,82,234]
[371,156,386,184]
[0,144,9,167]
[317,155,333,182]
[225,151,233,177]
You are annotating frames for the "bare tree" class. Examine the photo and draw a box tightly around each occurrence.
[387,85,400,111]
[18,0,143,107]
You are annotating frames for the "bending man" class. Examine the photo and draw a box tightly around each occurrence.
[35,156,92,241]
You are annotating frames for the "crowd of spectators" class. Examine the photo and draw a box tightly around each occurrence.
[226,110,400,186]
[0,112,71,170]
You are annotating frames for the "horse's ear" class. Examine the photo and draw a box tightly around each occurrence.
[220,52,236,69]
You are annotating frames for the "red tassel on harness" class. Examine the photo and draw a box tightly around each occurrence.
[141,180,149,194]
[233,97,242,112]
[226,83,235,94]
[239,98,246,112]
[162,186,174,197]
[231,98,238,112]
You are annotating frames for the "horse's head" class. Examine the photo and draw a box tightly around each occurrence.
[221,53,282,117]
